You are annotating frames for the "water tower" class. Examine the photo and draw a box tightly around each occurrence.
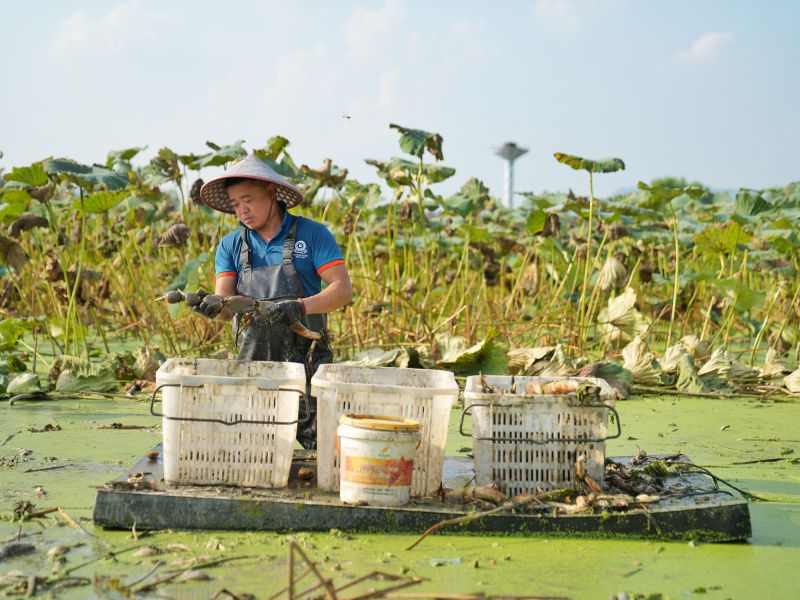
[493,142,528,209]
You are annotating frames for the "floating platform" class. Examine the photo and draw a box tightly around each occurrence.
[93,446,751,542]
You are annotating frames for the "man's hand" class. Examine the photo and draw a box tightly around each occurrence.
[261,299,305,326]
[192,293,223,319]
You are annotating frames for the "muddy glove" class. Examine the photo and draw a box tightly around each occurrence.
[192,293,223,319]
[262,299,305,326]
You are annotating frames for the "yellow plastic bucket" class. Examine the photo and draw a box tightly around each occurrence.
[337,414,421,506]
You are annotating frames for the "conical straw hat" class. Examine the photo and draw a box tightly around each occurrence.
[199,154,303,213]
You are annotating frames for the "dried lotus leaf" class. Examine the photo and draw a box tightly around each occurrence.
[784,367,800,393]
[661,343,690,373]
[698,347,758,380]
[156,223,190,248]
[621,336,663,385]
[761,348,794,379]
[8,214,49,238]
[680,335,710,360]
[597,287,649,342]
[597,255,627,292]
[538,345,574,377]
[507,346,556,375]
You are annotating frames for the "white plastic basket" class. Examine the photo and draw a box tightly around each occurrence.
[153,358,307,488]
[312,365,458,497]
[463,376,619,497]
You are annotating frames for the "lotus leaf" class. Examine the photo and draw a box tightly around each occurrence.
[194,140,247,169]
[538,344,575,377]
[255,136,291,161]
[507,346,557,375]
[135,347,164,381]
[344,348,403,368]
[44,158,129,191]
[597,287,650,342]
[709,278,765,313]
[55,367,118,394]
[7,372,42,395]
[366,157,455,187]
[71,190,128,214]
[680,335,711,360]
[693,222,751,256]
[575,361,633,400]
[675,354,709,394]
[106,147,146,171]
[389,123,444,160]
[3,164,49,187]
[554,153,625,173]
[397,346,434,370]
[597,255,628,292]
[698,347,759,380]
[761,348,794,379]
[637,181,706,213]
[784,367,800,393]
[0,236,28,269]
[661,343,690,373]
[735,190,772,217]
[435,331,505,374]
[621,337,664,385]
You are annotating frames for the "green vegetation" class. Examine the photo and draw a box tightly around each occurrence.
[0,395,798,598]
[1,125,799,392]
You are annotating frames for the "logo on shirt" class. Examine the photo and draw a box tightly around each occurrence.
[293,240,308,258]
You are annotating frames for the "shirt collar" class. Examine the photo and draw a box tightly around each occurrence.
[241,210,294,244]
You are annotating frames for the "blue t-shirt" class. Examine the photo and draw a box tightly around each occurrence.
[215,212,344,297]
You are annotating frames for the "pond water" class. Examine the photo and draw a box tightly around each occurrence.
[1,394,798,598]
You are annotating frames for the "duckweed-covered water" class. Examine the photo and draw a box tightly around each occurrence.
[1,394,799,598]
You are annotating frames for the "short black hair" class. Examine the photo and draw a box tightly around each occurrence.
[223,177,271,189]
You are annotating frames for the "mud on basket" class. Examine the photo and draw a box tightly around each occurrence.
[312,365,458,497]
[152,358,308,488]
[461,376,620,497]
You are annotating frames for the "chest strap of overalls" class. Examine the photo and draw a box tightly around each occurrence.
[238,218,301,271]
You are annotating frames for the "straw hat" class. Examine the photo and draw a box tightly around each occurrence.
[199,154,304,213]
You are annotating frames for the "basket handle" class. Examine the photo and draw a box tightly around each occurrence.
[459,401,622,444]
[150,383,311,427]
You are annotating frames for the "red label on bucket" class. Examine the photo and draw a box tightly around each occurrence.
[343,456,414,487]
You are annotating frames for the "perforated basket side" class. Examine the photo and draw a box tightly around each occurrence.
[162,383,299,488]
[469,398,608,496]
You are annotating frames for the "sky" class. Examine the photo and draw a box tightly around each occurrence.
[1,0,798,199]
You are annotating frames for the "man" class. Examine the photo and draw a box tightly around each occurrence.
[195,154,353,446]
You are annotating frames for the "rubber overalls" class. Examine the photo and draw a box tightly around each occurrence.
[233,217,332,448]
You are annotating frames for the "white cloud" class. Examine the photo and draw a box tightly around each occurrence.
[532,0,618,38]
[677,31,735,64]
[342,0,405,61]
[260,42,330,108]
[47,0,165,57]
[532,0,585,36]
[377,69,399,112]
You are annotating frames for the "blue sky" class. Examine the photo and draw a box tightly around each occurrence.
[1,0,798,198]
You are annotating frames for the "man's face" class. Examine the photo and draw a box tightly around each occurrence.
[227,180,278,231]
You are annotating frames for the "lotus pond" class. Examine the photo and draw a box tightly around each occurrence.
[1,126,800,597]
[1,391,799,599]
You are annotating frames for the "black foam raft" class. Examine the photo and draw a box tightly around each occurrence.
[93,446,751,542]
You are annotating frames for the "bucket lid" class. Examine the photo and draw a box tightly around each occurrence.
[339,414,421,432]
